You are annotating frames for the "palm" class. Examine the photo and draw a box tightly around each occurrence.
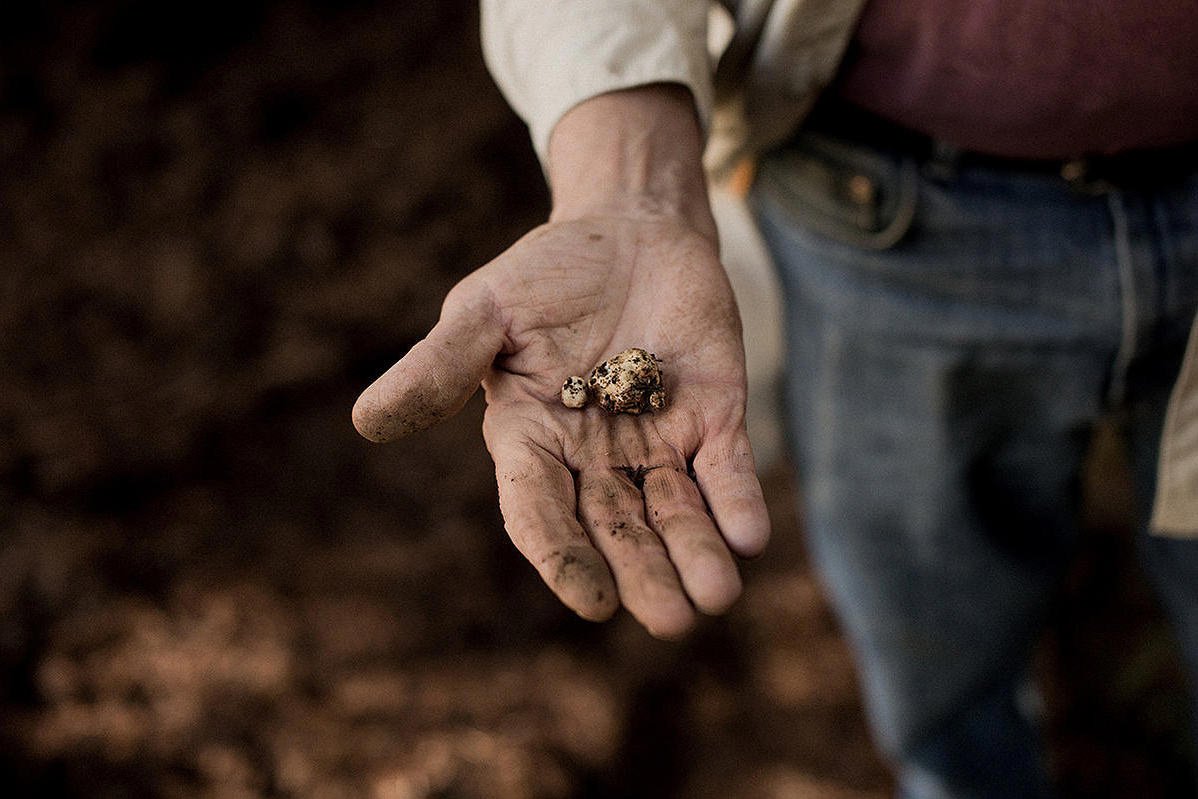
[354,216,769,638]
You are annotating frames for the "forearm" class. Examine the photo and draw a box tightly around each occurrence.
[547,85,716,242]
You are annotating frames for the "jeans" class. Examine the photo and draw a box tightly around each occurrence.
[749,128,1198,798]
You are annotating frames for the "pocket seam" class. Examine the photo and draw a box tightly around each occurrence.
[757,138,919,252]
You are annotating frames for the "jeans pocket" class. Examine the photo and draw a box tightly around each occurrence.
[755,132,918,251]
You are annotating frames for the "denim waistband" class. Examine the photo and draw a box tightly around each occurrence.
[802,99,1198,195]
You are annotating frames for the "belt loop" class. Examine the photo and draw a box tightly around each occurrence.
[1062,158,1115,196]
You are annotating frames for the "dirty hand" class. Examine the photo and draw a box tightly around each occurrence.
[351,86,770,638]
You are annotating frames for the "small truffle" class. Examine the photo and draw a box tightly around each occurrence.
[560,375,589,408]
[587,348,666,415]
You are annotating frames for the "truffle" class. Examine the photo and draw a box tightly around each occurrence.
[586,348,666,415]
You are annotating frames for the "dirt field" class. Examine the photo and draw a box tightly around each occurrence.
[0,2,1192,797]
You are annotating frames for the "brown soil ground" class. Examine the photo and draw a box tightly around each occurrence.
[0,2,1193,797]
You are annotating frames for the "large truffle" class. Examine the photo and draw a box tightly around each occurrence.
[586,348,666,415]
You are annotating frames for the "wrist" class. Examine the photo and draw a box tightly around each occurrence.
[546,84,716,241]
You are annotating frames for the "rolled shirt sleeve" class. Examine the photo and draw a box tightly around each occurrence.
[481,0,714,167]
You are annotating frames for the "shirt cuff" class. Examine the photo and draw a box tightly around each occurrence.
[481,0,713,168]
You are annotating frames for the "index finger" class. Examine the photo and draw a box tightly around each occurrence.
[488,424,619,622]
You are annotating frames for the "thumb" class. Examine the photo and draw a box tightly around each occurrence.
[352,285,506,442]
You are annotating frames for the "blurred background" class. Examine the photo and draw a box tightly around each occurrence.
[0,1,1193,797]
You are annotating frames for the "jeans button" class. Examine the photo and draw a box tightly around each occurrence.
[848,174,876,205]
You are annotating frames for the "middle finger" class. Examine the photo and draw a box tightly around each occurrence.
[642,465,742,614]
[575,466,695,639]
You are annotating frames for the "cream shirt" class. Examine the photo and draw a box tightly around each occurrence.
[481,0,713,166]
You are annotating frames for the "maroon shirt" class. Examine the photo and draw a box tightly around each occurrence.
[833,0,1198,158]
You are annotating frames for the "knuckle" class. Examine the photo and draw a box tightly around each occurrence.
[603,518,658,547]
[649,503,707,532]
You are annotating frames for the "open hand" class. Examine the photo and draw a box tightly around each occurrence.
[353,213,769,638]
